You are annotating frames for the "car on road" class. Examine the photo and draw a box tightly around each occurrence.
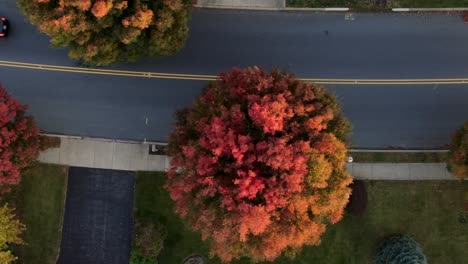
[0,17,9,37]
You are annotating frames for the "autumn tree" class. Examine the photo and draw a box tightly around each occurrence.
[165,67,353,262]
[0,85,42,191]
[0,204,26,264]
[18,0,191,66]
[447,121,468,179]
[133,218,167,260]
[374,235,427,264]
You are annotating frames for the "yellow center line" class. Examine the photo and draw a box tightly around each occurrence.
[0,63,216,81]
[1,60,467,84]
[0,60,218,79]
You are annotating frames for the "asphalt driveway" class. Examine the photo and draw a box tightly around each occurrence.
[57,167,135,264]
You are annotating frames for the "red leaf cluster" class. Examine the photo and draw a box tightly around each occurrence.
[166,67,352,262]
[0,85,42,191]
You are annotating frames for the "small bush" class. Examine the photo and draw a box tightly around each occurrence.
[133,218,167,260]
[447,122,468,179]
[346,180,368,217]
[39,136,61,150]
[374,235,427,264]
[129,251,158,264]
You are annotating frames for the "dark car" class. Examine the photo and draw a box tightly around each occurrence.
[0,17,8,37]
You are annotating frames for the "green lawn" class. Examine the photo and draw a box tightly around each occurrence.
[134,172,214,263]
[135,172,467,264]
[395,0,468,7]
[1,163,68,264]
[350,151,448,163]
[287,0,468,9]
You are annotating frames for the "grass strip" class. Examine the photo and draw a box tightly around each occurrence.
[1,164,68,264]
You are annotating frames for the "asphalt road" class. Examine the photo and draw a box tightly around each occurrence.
[0,1,467,148]
[58,167,135,264]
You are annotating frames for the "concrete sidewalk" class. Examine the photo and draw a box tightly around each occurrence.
[196,0,285,9]
[347,163,457,180]
[38,137,459,180]
[39,137,169,171]
[195,0,468,11]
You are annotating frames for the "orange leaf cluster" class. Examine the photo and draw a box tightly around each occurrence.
[59,0,92,11]
[166,67,352,262]
[91,0,112,18]
[122,7,154,29]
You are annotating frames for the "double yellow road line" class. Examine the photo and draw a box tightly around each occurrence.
[1,60,468,85]
[0,60,217,81]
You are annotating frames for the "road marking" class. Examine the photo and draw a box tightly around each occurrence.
[1,60,468,85]
[0,60,218,80]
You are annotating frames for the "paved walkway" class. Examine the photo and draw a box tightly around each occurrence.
[195,1,468,11]
[39,137,169,171]
[347,163,457,180]
[196,0,285,9]
[38,137,459,180]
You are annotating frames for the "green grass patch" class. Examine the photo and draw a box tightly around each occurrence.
[135,172,467,264]
[350,152,448,163]
[395,0,468,7]
[1,163,68,264]
[272,181,466,264]
[134,172,215,263]
[287,0,468,9]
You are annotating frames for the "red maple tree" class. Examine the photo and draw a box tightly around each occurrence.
[0,85,42,190]
[166,67,352,262]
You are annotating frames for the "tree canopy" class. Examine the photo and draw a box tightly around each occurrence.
[18,0,191,65]
[0,85,42,191]
[165,67,352,262]
[0,204,26,264]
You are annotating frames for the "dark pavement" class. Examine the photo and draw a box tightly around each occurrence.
[58,167,135,264]
[0,1,467,147]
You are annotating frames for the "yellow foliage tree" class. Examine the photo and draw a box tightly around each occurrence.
[0,204,26,264]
